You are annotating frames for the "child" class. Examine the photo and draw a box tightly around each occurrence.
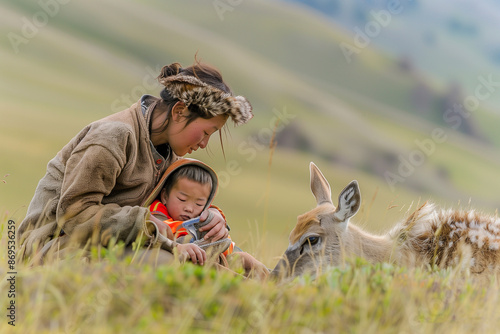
[148,158,237,265]
[148,158,270,279]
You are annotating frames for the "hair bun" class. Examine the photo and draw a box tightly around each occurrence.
[158,63,182,80]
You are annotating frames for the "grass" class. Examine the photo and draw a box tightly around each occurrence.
[1,214,499,333]
[2,0,500,331]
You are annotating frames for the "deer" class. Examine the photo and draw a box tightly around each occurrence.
[271,162,500,282]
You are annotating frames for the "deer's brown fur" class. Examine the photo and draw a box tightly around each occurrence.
[271,162,500,282]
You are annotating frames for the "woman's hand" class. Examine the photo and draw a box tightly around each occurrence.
[199,208,228,241]
[176,243,206,265]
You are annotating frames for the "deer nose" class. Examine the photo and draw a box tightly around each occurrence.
[270,258,290,282]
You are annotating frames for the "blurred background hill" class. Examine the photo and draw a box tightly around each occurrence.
[287,0,500,108]
[1,0,499,265]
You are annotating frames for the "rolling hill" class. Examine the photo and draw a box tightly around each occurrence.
[286,0,500,110]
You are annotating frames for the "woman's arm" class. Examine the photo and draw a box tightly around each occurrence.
[50,115,180,255]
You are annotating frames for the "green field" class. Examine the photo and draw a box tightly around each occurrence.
[1,0,500,332]
[1,224,499,333]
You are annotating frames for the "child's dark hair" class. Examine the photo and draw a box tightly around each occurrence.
[164,165,213,195]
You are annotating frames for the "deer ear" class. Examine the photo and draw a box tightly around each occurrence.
[310,162,333,206]
[333,180,361,222]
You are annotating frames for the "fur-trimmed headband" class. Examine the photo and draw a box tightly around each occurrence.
[158,73,253,126]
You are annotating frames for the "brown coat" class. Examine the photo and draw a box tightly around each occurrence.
[18,97,178,259]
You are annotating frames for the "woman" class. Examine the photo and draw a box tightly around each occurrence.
[18,61,253,264]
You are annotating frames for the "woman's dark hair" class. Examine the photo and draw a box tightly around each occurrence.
[153,61,232,134]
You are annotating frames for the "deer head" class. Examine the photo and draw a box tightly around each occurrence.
[271,162,361,281]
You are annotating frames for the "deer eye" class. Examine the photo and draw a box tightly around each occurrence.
[307,236,320,246]
[300,236,320,255]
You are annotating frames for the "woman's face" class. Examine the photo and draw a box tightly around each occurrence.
[167,113,228,157]
[152,102,228,156]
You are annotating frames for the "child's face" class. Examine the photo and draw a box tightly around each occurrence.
[161,177,211,221]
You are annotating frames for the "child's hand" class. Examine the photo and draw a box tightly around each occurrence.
[176,243,206,265]
[199,209,228,241]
